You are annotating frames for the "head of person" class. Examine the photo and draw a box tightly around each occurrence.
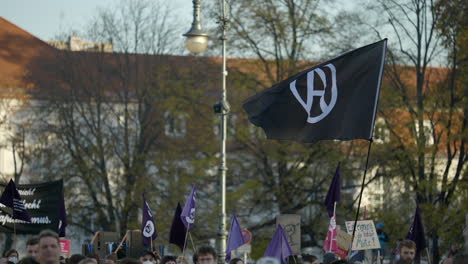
[399,239,416,263]
[228,258,243,264]
[4,250,19,264]
[160,256,177,264]
[139,251,156,264]
[322,253,338,264]
[301,255,318,264]
[38,230,61,264]
[77,259,97,264]
[69,255,86,264]
[26,237,40,260]
[104,254,117,264]
[196,246,217,264]
[18,256,40,264]
[376,222,384,230]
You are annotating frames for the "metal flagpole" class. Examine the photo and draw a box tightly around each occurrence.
[217,0,229,262]
[182,225,190,256]
[347,140,373,258]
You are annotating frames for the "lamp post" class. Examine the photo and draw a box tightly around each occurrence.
[184,0,229,263]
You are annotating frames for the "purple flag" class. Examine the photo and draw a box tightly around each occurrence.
[0,179,31,222]
[169,202,186,251]
[226,215,246,261]
[142,194,157,247]
[264,224,293,264]
[180,184,196,230]
[406,206,426,256]
[58,190,67,237]
[324,163,341,217]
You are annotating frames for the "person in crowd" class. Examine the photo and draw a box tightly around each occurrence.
[139,251,157,264]
[118,258,140,264]
[228,258,243,264]
[322,253,338,264]
[376,222,389,258]
[85,255,99,264]
[18,257,39,264]
[104,254,117,264]
[301,255,318,264]
[195,246,217,264]
[77,259,97,264]
[396,240,416,264]
[26,237,40,260]
[160,256,177,264]
[4,249,19,264]
[68,255,86,264]
[37,230,61,264]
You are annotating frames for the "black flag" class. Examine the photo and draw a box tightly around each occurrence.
[0,179,31,222]
[169,202,186,251]
[243,39,387,142]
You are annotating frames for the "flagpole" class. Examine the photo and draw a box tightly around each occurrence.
[188,232,197,252]
[329,202,336,252]
[182,225,190,256]
[425,248,431,264]
[347,140,373,258]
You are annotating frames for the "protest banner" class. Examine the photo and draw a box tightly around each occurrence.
[0,180,63,234]
[345,220,380,250]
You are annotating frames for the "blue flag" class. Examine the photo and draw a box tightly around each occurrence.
[406,206,426,256]
[264,224,293,264]
[169,202,186,251]
[226,215,246,261]
[58,190,67,237]
[0,179,31,222]
[324,163,341,217]
[142,194,157,247]
[181,184,196,230]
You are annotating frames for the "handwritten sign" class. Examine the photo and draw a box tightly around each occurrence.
[345,220,380,250]
[276,214,301,254]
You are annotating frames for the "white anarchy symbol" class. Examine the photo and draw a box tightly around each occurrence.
[290,63,338,123]
[143,220,154,237]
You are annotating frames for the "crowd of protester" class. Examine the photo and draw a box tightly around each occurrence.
[0,230,466,264]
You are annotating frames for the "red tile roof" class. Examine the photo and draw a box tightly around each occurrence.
[0,17,56,96]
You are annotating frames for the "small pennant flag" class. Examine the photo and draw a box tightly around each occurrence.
[226,215,246,261]
[0,179,31,222]
[243,39,387,142]
[323,215,338,253]
[142,194,157,247]
[406,206,426,256]
[169,202,186,251]
[180,184,196,230]
[264,224,293,264]
[324,163,341,217]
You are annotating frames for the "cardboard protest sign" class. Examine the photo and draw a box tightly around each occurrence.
[276,214,301,254]
[345,220,380,250]
[335,229,352,258]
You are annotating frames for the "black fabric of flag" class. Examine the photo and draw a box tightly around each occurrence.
[0,179,31,222]
[243,39,387,142]
[169,202,186,251]
[406,206,426,256]
[58,190,67,237]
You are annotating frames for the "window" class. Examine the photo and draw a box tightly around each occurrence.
[164,112,187,138]
[415,119,434,145]
[373,118,389,143]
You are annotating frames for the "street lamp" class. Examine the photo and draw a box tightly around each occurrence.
[184,0,229,263]
[183,0,209,54]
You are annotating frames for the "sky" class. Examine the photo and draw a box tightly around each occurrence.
[1,0,192,41]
